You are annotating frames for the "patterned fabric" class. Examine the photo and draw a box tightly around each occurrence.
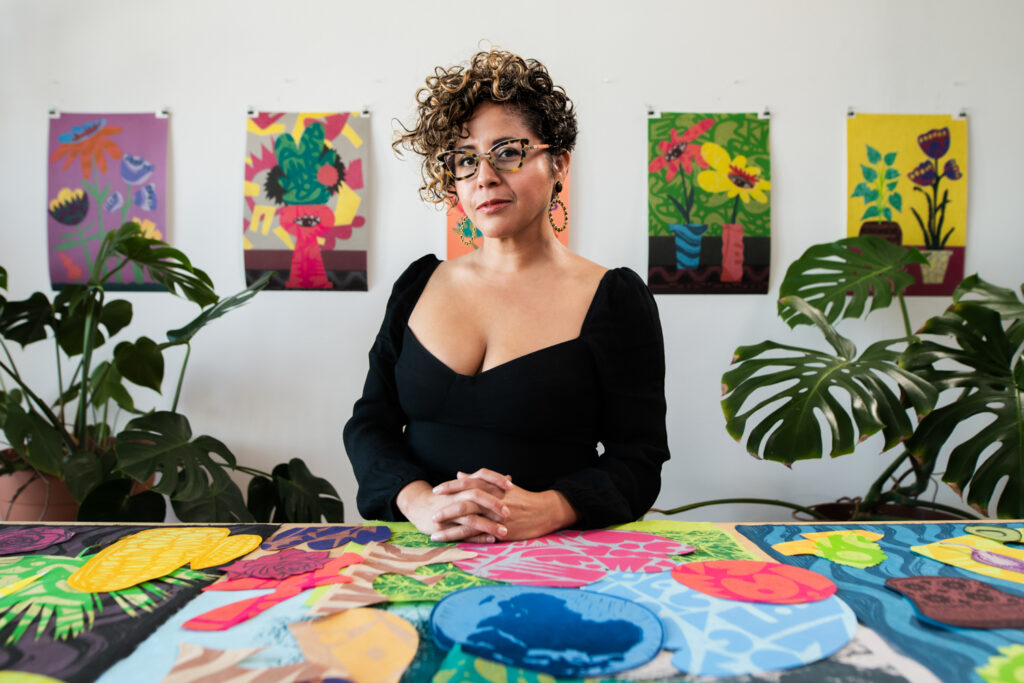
[886,576,1024,629]
[290,608,417,683]
[159,643,342,683]
[0,528,74,557]
[454,530,694,588]
[670,560,837,603]
[223,548,331,581]
[260,525,391,551]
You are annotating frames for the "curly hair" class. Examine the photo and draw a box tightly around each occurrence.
[394,49,577,205]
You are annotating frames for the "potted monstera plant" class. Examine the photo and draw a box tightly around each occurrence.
[0,222,343,523]
[658,235,1023,521]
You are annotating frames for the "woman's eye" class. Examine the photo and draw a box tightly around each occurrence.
[495,147,520,160]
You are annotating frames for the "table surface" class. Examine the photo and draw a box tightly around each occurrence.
[0,519,1020,683]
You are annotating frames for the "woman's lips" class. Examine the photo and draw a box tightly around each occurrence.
[476,199,511,213]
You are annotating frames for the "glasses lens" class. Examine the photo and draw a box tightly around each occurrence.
[442,151,477,179]
[491,140,526,171]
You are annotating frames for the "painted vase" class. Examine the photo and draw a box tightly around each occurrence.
[721,223,745,282]
[669,223,708,270]
[920,249,953,284]
[859,221,903,246]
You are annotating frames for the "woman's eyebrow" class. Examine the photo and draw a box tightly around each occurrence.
[455,136,518,151]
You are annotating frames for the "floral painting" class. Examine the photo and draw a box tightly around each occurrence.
[47,113,168,290]
[648,112,771,294]
[243,112,368,290]
[446,173,570,259]
[847,114,968,295]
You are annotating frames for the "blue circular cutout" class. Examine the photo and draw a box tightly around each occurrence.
[430,585,663,677]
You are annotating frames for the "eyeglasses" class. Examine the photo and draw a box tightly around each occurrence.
[437,138,551,181]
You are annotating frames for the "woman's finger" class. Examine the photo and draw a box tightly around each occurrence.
[457,468,513,490]
[430,514,507,543]
[432,493,508,526]
[434,475,507,498]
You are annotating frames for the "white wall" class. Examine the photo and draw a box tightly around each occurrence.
[2,0,1021,522]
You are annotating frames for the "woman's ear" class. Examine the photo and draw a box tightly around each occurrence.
[552,150,570,185]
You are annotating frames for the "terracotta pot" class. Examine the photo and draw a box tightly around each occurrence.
[0,468,79,522]
[720,223,745,282]
[810,501,964,522]
[859,221,903,245]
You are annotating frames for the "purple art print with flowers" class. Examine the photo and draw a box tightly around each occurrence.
[46,113,168,290]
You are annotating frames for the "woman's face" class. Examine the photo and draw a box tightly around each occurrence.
[451,101,567,242]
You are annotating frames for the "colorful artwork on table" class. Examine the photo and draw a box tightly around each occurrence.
[68,527,243,592]
[611,519,760,562]
[966,525,1023,544]
[47,113,168,290]
[582,570,856,677]
[160,643,342,683]
[190,534,262,570]
[670,559,837,604]
[647,112,770,294]
[446,172,570,258]
[223,548,330,580]
[243,112,368,290]
[886,576,1024,630]
[737,523,1024,683]
[978,644,1024,683]
[307,543,477,616]
[290,608,417,683]
[432,643,587,683]
[431,585,663,678]
[372,562,501,603]
[0,528,75,556]
[260,524,390,551]
[185,551,363,631]
[847,113,968,295]
[912,533,1024,584]
[772,529,887,569]
[454,529,694,588]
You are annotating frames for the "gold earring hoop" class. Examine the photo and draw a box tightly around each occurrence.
[548,195,568,233]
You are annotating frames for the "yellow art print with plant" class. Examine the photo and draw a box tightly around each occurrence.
[847,113,967,295]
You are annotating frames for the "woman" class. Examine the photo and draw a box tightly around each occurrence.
[344,49,668,543]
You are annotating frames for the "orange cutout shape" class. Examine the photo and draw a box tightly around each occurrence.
[69,527,231,592]
[671,560,836,604]
[191,534,262,570]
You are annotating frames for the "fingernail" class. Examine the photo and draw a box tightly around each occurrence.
[505,477,513,488]
[432,513,440,521]
[497,526,508,537]
[502,506,510,517]
[485,536,495,543]
[432,486,441,493]
[430,533,441,542]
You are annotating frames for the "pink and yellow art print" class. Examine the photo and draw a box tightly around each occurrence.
[847,114,968,295]
[47,113,168,290]
[648,112,771,294]
[445,173,570,259]
[243,112,368,290]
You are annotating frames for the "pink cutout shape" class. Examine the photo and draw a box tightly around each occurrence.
[224,548,330,580]
[671,560,836,604]
[454,530,695,588]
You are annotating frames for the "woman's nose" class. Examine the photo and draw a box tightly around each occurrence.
[476,157,501,186]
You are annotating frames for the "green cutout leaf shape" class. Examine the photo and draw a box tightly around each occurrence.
[884,152,897,165]
[372,564,501,602]
[813,532,887,568]
[965,525,1023,544]
[861,164,878,183]
[866,145,881,164]
[778,236,928,328]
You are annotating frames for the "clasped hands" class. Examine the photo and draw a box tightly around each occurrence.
[396,468,577,543]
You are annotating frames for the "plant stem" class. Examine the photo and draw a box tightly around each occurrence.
[171,344,191,412]
[898,293,913,337]
[649,497,829,520]
[730,196,740,224]
[73,288,103,442]
[862,450,911,510]
[678,171,691,223]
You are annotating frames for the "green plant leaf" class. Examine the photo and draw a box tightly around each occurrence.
[0,266,6,291]
[902,300,1024,518]
[886,181,899,192]
[1,403,65,476]
[882,207,892,222]
[851,182,870,199]
[861,205,881,220]
[0,292,52,347]
[884,152,897,165]
[884,168,900,180]
[778,236,928,327]
[114,411,238,504]
[952,275,1024,319]
[113,337,164,393]
[722,333,936,463]
[77,478,166,522]
[246,475,277,523]
[861,164,878,183]
[106,223,217,307]
[88,361,135,412]
[99,299,132,339]
[165,271,271,345]
[866,145,881,164]
[62,449,108,503]
[172,473,252,523]
[271,458,344,523]
[889,193,902,212]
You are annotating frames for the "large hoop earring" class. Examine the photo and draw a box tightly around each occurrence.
[548,181,568,233]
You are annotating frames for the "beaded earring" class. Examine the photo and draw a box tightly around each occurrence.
[548,180,568,233]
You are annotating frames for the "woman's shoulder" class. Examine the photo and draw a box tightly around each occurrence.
[392,254,442,293]
[585,264,660,331]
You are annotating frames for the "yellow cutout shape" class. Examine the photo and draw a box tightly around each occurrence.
[248,205,277,235]
[334,183,361,226]
[774,529,883,557]
[69,528,231,593]
[191,534,262,570]
[912,534,1024,585]
[247,118,286,136]
[243,180,261,198]
[290,607,417,683]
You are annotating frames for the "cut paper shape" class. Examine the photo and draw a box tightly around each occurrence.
[886,576,1024,630]
[0,673,66,683]
[431,585,663,678]
[0,527,75,556]
[454,529,694,588]
[224,548,331,580]
[582,570,855,677]
[977,644,1024,683]
[912,534,1024,584]
[610,520,759,562]
[290,607,417,683]
[184,552,363,631]
[308,542,477,616]
[159,642,342,683]
[260,525,390,551]
[68,528,253,592]
[372,563,501,603]
[431,643,587,683]
[190,534,262,570]
[965,525,1023,544]
[671,559,836,603]
[773,530,887,569]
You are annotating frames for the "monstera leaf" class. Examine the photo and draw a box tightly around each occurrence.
[778,236,927,328]
[902,279,1024,518]
[722,296,936,463]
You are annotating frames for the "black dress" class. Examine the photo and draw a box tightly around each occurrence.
[343,255,669,529]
